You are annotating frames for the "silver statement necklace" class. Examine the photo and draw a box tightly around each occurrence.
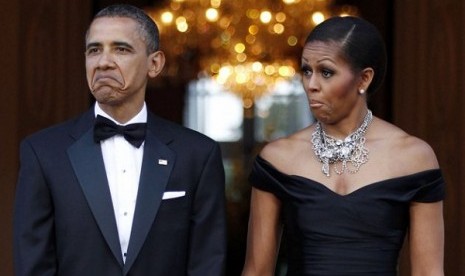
[311,110,373,177]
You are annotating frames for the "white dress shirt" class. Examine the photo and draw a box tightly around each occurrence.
[94,103,147,263]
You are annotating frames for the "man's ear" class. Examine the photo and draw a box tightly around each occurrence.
[148,51,165,78]
[358,67,374,92]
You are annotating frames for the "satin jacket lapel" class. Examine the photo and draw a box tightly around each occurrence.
[123,120,176,274]
[67,119,124,267]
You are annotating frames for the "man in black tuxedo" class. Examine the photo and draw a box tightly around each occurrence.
[14,4,226,275]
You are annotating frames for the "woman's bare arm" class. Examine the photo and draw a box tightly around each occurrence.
[242,188,283,276]
[409,201,444,276]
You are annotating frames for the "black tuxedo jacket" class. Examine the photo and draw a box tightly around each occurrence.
[14,108,226,276]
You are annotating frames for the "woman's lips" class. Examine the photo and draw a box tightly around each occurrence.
[309,99,324,108]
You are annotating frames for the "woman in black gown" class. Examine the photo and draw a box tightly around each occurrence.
[241,16,444,276]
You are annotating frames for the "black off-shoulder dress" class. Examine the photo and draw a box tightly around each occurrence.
[249,156,445,276]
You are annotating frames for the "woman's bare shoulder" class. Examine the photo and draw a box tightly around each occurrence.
[260,126,313,169]
[372,118,439,172]
[397,134,439,170]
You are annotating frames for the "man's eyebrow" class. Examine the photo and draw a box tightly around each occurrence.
[85,42,101,50]
[112,41,135,50]
[85,41,135,50]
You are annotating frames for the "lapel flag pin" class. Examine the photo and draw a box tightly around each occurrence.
[158,159,168,165]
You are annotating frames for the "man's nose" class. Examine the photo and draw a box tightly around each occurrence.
[97,51,115,69]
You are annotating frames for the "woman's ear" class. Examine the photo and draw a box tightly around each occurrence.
[148,51,166,78]
[358,67,374,93]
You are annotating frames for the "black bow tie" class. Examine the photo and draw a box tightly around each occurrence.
[94,115,147,148]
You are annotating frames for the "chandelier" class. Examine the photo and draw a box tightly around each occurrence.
[145,0,357,105]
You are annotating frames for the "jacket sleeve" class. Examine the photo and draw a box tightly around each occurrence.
[187,142,227,276]
[14,139,57,276]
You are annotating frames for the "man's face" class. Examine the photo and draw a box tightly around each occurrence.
[85,17,153,109]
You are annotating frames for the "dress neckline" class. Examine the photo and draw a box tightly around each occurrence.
[255,155,441,197]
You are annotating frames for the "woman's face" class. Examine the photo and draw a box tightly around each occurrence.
[301,41,363,125]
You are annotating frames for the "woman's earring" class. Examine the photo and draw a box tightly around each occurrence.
[359,89,365,94]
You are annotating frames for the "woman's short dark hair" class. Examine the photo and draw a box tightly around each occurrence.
[305,16,387,95]
[91,4,160,54]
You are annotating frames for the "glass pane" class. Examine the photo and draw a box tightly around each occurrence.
[184,77,313,142]
[255,77,313,141]
[184,78,243,141]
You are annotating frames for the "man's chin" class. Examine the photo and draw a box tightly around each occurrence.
[91,87,120,103]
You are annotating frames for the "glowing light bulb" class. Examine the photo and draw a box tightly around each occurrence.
[161,11,174,24]
[248,25,259,35]
[273,23,285,34]
[312,12,325,25]
[176,17,188,32]
[234,43,246,53]
[205,8,219,22]
[287,36,298,46]
[210,0,221,8]
[276,12,286,23]
[260,11,272,24]
[252,62,263,72]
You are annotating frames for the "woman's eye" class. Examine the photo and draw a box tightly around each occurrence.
[301,66,312,76]
[321,69,333,78]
